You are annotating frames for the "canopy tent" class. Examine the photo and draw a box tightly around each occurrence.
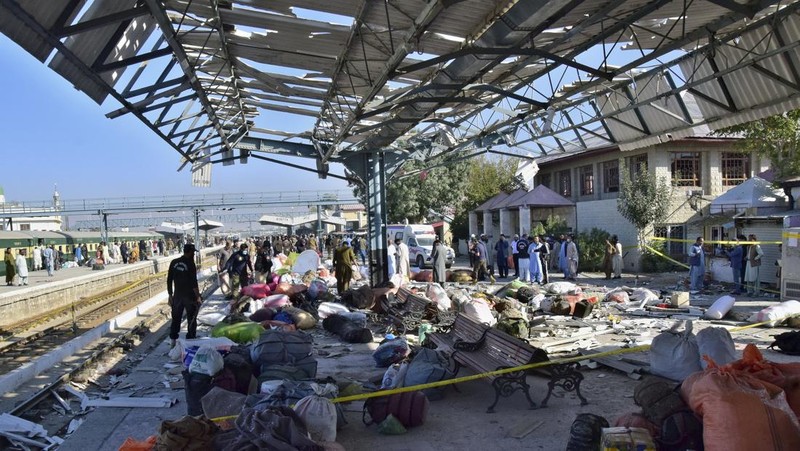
[186,219,224,232]
[155,222,190,235]
[709,177,787,214]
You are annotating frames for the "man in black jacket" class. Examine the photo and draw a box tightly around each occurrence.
[167,244,201,348]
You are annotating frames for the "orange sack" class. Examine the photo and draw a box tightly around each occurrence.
[681,351,800,451]
[725,344,800,419]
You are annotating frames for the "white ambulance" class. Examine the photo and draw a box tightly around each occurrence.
[386,224,454,268]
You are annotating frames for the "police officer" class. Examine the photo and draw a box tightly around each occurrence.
[167,244,201,348]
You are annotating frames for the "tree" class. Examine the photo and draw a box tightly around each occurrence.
[350,156,470,224]
[350,153,523,236]
[713,109,800,179]
[450,155,526,238]
[617,164,673,247]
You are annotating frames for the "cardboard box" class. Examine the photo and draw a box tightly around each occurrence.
[671,291,690,307]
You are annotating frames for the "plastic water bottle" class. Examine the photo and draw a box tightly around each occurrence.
[381,364,400,389]
[385,333,396,341]
[418,323,433,344]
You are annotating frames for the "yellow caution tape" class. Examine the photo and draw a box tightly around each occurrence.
[650,237,781,245]
[643,244,690,269]
[643,245,782,295]
[209,317,789,424]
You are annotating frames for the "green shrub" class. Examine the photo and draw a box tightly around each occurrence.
[576,228,610,272]
[640,240,683,273]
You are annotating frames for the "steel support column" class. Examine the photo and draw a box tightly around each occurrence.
[316,205,323,237]
[194,209,201,265]
[361,152,388,286]
[101,212,108,246]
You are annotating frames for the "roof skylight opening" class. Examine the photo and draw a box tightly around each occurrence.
[292,7,354,25]
[433,32,465,43]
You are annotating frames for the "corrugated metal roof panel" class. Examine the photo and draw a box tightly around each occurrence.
[0,0,84,61]
[49,1,157,104]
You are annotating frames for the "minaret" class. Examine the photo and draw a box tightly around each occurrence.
[52,184,61,210]
[52,184,65,231]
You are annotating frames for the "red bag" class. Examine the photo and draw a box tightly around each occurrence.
[363,391,429,428]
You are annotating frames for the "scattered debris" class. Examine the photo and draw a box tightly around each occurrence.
[507,419,544,439]
[82,396,178,409]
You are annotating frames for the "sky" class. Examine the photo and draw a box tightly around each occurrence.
[0,34,351,205]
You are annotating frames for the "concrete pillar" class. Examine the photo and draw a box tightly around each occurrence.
[468,212,479,238]
[518,207,531,236]
[500,209,512,236]
[483,210,492,238]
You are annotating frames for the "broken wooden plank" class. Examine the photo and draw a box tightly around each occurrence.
[578,349,645,379]
[540,328,616,349]
[83,396,177,409]
[508,419,545,439]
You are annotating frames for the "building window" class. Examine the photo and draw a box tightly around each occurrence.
[19,224,31,231]
[559,169,572,197]
[654,224,686,256]
[603,160,619,193]
[671,152,701,187]
[721,152,750,186]
[580,165,594,195]
[540,173,551,189]
[627,154,648,179]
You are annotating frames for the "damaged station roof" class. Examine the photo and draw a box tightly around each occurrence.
[3,0,800,184]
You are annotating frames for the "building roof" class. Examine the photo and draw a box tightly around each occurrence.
[506,185,575,208]
[474,192,510,212]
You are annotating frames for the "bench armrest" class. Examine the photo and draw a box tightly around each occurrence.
[453,328,489,352]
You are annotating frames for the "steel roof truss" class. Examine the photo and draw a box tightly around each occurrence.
[54,4,150,38]
[143,0,235,157]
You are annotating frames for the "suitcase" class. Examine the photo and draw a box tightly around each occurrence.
[363,390,429,428]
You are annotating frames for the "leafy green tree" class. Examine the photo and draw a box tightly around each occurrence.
[450,155,525,238]
[350,156,470,224]
[617,164,673,247]
[576,228,611,272]
[713,110,800,179]
[542,214,571,237]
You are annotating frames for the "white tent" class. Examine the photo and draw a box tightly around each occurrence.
[709,177,787,214]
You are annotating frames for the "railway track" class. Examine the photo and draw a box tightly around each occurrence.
[0,276,165,376]
[0,257,218,379]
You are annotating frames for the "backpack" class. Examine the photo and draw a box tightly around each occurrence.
[401,348,455,400]
[634,378,687,425]
[183,370,214,416]
[223,352,254,395]
[495,317,529,340]
[659,410,704,451]
[363,391,429,428]
[565,413,609,451]
[769,330,800,355]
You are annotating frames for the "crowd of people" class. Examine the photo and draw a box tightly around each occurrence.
[212,233,364,299]
[5,244,61,285]
[466,233,589,285]
[3,237,186,287]
[89,238,179,265]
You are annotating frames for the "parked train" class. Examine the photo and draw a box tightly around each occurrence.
[0,230,167,277]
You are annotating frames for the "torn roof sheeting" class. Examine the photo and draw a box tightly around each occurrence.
[3,0,800,185]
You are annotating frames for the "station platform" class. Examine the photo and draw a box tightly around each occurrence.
[0,248,220,329]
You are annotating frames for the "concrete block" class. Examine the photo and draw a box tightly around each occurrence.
[671,291,690,307]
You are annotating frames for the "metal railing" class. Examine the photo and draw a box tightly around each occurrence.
[0,190,359,217]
